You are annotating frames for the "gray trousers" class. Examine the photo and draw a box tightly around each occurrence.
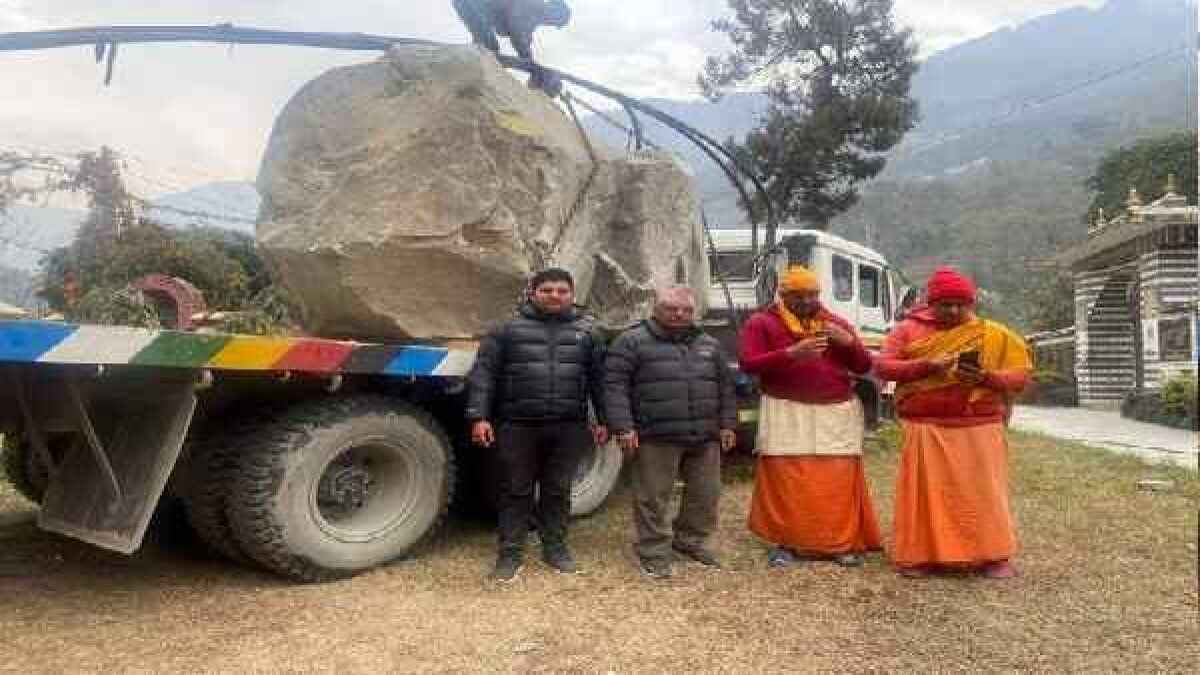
[631,440,721,560]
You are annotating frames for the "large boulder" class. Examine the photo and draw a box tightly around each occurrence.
[257,44,708,340]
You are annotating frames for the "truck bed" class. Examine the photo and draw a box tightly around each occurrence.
[0,320,477,377]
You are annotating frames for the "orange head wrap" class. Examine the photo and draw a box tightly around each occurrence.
[779,265,820,293]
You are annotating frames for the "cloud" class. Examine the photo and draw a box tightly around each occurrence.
[0,0,1109,190]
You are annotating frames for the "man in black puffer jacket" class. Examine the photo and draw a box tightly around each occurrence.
[467,268,608,582]
[605,286,737,579]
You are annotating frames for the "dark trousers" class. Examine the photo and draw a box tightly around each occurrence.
[496,421,590,556]
[631,440,721,561]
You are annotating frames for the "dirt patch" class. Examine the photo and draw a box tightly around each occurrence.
[1,431,1196,672]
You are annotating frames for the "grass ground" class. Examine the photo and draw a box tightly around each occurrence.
[1,429,1196,672]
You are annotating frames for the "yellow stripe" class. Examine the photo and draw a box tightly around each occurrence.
[495,111,542,137]
[207,336,295,370]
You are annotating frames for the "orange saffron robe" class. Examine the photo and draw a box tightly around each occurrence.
[875,307,1032,568]
[743,307,882,556]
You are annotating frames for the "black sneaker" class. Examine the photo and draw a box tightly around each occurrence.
[489,553,523,583]
[767,546,798,568]
[639,556,673,579]
[543,546,579,574]
[672,543,722,568]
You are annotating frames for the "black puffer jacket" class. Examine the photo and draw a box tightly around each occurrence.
[466,303,606,424]
[605,319,736,444]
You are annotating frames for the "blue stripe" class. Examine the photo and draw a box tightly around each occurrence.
[0,321,78,363]
[383,347,448,376]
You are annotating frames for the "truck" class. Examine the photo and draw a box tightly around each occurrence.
[0,227,910,584]
[0,24,913,584]
[0,227,909,584]
[705,227,915,432]
[0,323,622,582]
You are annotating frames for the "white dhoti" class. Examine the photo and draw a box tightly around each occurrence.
[755,394,864,456]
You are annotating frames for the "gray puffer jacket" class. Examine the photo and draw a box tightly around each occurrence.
[605,319,736,444]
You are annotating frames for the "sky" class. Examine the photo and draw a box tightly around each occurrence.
[0,0,1107,194]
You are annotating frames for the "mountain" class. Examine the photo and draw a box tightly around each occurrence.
[146,181,260,235]
[0,204,84,270]
[581,0,1197,227]
[577,0,1196,330]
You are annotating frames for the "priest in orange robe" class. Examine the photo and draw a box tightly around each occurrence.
[874,267,1032,579]
[739,266,882,568]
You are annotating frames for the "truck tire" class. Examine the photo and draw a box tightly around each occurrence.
[474,438,624,518]
[1,434,49,504]
[181,427,253,564]
[569,441,623,517]
[226,396,455,582]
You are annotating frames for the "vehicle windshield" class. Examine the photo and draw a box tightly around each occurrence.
[780,234,815,268]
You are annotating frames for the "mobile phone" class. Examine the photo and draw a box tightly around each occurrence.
[957,350,981,369]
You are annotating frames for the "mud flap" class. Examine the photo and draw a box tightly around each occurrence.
[38,377,198,554]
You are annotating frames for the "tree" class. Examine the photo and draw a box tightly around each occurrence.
[1086,131,1197,217]
[66,146,137,241]
[700,0,919,230]
[36,146,295,333]
[1,152,67,211]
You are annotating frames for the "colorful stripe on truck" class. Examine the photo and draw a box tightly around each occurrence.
[0,320,477,377]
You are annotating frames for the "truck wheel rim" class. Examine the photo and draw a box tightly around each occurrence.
[310,437,420,543]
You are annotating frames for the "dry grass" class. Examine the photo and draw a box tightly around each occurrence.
[1,429,1196,673]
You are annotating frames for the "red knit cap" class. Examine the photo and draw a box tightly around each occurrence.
[925,266,977,304]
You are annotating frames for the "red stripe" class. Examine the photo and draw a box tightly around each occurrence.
[272,339,356,373]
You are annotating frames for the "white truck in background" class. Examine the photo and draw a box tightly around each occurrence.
[703,228,916,432]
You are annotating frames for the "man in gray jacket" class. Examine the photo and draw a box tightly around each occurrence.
[605,286,738,579]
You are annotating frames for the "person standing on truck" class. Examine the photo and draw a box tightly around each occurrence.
[737,265,882,568]
[605,286,738,579]
[874,267,1032,579]
[467,268,608,582]
[452,0,572,96]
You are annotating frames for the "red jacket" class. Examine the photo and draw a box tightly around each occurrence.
[738,305,872,404]
[874,306,1030,426]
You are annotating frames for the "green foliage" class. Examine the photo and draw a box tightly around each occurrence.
[1020,270,1076,334]
[34,146,294,334]
[833,158,1092,331]
[214,286,300,336]
[1086,132,1197,216]
[1021,369,1078,407]
[41,221,251,310]
[700,0,919,228]
[1122,374,1198,431]
[69,285,162,328]
[1161,374,1198,427]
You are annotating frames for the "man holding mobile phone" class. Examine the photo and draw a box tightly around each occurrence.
[875,267,1033,580]
[738,266,882,569]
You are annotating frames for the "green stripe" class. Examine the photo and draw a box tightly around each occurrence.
[130,332,232,368]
